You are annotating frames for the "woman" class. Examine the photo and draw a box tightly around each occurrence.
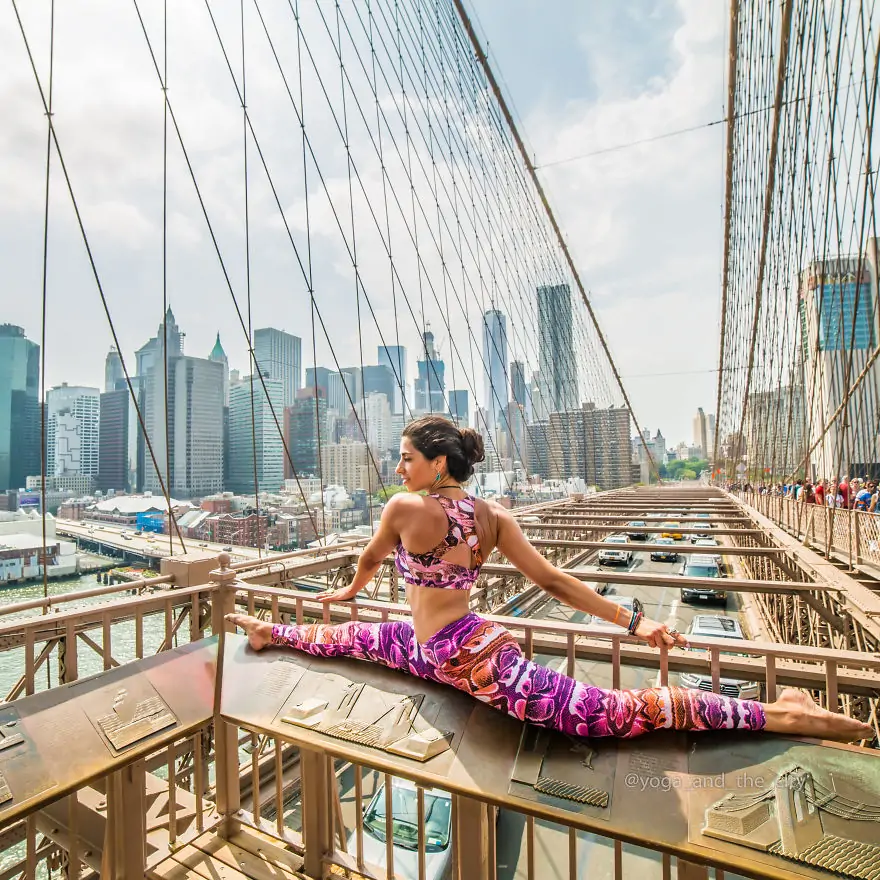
[229,417,870,742]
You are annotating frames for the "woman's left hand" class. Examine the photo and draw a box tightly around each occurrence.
[634,617,688,649]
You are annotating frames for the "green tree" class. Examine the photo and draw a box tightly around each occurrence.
[376,485,407,503]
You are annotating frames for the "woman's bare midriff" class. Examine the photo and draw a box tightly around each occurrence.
[407,583,471,644]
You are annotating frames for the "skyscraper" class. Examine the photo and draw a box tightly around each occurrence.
[692,408,708,458]
[208,333,230,406]
[254,328,302,407]
[209,333,231,487]
[482,309,508,433]
[141,343,224,498]
[357,392,393,453]
[547,403,631,489]
[537,284,577,412]
[798,247,880,478]
[415,329,445,413]
[0,325,39,492]
[98,386,138,493]
[305,366,332,401]
[448,390,469,427]
[744,388,805,476]
[285,387,328,478]
[327,370,359,413]
[228,376,285,494]
[136,306,183,378]
[362,364,395,405]
[45,384,101,482]
[378,345,407,414]
[510,360,527,408]
[104,347,124,393]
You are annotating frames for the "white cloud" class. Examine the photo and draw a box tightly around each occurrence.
[528,0,726,441]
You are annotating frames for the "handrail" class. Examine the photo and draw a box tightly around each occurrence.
[0,573,174,619]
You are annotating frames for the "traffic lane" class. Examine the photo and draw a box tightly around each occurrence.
[535,547,744,690]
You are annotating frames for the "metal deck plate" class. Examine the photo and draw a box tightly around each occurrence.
[688,735,880,880]
[0,705,56,817]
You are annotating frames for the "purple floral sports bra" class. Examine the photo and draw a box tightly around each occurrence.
[394,494,483,590]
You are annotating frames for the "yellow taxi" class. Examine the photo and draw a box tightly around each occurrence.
[660,521,683,539]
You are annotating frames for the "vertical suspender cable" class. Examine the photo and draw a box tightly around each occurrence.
[450,0,661,484]
[714,0,741,471]
[39,0,56,645]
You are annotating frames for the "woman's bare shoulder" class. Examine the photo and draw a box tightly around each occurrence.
[383,492,424,513]
[474,497,513,520]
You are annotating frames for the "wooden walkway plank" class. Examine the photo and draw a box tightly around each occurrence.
[149,829,304,880]
[191,831,301,879]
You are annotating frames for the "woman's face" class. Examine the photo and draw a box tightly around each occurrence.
[396,437,444,492]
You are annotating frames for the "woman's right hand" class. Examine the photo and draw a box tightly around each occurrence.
[316,584,361,603]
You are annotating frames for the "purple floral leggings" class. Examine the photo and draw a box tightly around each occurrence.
[271,612,765,739]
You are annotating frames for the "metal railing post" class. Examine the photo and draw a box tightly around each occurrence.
[853,510,861,567]
[454,795,490,880]
[210,553,241,836]
[300,746,334,878]
[100,760,146,879]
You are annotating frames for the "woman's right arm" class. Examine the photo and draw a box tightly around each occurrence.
[316,494,409,602]
[495,508,686,649]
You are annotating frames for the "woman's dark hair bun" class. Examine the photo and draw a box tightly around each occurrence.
[459,427,485,466]
[401,416,485,482]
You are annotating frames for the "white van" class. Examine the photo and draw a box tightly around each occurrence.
[679,615,760,700]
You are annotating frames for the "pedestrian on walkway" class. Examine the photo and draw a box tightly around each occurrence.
[229,417,871,743]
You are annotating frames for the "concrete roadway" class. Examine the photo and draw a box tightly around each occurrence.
[55,518,265,563]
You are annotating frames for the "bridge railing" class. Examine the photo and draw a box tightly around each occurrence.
[736,490,880,575]
[2,561,877,880]
[3,558,879,727]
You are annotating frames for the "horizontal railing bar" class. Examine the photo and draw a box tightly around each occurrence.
[0,583,210,648]
[0,574,175,619]
[478,563,832,593]
[526,539,783,555]
[234,587,880,671]
[519,523,765,535]
[528,514,750,523]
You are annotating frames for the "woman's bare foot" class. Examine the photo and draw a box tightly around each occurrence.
[226,613,274,651]
[763,688,874,743]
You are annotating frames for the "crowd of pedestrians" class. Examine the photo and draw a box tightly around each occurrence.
[729,478,880,511]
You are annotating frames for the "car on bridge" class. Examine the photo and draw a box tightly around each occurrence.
[660,521,683,539]
[352,778,451,880]
[597,535,633,566]
[625,520,649,540]
[679,554,726,605]
[679,615,759,700]
[649,537,679,562]
[692,538,721,559]
[692,513,712,538]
